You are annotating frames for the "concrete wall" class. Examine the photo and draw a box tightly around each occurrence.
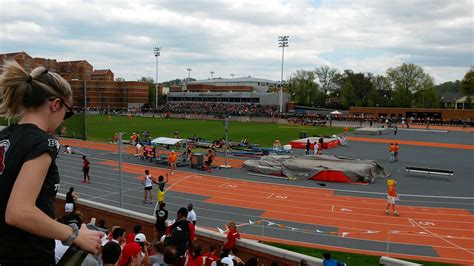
[55,194,323,266]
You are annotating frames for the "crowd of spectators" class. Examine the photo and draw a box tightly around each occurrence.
[286,114,473,127]
[159,103,279,117]
[55,202,317,266]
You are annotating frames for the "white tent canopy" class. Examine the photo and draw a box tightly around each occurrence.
[330,110,342,115]
[151,137,185,145]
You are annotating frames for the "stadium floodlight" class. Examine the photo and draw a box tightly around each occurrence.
[278,35,289,114]
[210,71,214,79]
[187,68,192,82]
[153,47,161,110]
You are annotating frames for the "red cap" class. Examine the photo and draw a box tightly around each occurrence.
[118,242,142,266]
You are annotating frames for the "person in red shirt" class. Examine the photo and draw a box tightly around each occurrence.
[385,179,400,216]
[203,244,219,266]
[221,221,240,257]
[186,242,203,266]
[125,224,142,244]
[81,155,91,183]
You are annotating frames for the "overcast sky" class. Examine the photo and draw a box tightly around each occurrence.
[1,0,472,84]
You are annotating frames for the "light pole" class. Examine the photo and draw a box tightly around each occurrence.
[186,68,192,82]
[210,71,214,79]
[278,35,289,114]
[230,73,235,79]
[153,47,161,110]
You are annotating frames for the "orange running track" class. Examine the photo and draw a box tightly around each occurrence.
[100,160,474,265]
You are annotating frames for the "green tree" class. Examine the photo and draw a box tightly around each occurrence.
[370,75,392,107]
[414,87,440,108]
[138,77,156,106]
[386,63,434,107]
[314,66,339,107]
[460,69,474,108]
[435,80,461,93]
[288,70,320,106]
[339,70,374,107]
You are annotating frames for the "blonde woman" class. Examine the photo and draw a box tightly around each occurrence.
[221,221,240,257]
[0,60,103,264]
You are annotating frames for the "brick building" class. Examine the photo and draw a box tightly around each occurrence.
[0,52,149,109]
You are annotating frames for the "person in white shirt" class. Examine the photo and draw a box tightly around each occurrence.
[187,203,197,225]
[142,170,154,204]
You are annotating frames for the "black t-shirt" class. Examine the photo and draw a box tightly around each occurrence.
[66,191,74,203]
[155,209,168,230]
[0,124,60,265]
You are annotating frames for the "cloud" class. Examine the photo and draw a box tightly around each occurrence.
[0,0,471,84]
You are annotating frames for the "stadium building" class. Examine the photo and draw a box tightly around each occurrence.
[168,77,290,111]
[0,52,149,110]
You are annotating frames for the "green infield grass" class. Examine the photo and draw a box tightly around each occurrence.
[268,242,454,266]
[2,114,346,147]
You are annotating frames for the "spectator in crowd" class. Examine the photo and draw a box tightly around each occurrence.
[65,186,79,213]
[134,232,151,264]
[149,241,165,266]
[186,241,204,266]
[0,60,103,265]
[203,243,219,266]
[82,155,91,184]
[118,242,145,266]
[102,241,122,266]
[245,257,258,266]
[97,219,108,232]
[221,221,240,257]
[323,252,346,266]
[155,202,169,241]
[164,207,195,262]
[106,227,126,247]
[187,203,197,225]
[300,260,309,266]
[126,224,142,244]
[163,245,178,265]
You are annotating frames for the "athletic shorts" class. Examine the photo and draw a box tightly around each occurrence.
[144,186,152,191]
[65,203,74,213]
[387,195,397,204]
[157,190,165,202]
[83,167,89,174]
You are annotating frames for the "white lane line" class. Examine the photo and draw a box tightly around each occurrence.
[408,218,416,227]
[153,175,197,213]
[58,151,474,200]
[267,193,274,199]
[412,218,474,255]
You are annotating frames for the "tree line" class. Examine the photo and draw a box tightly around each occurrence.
[287,64,473,109]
